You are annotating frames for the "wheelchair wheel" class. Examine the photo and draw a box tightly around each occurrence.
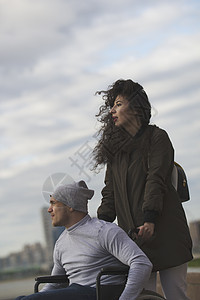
[137,289,166,300]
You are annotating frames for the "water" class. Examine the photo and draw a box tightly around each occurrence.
[0,277,36,300]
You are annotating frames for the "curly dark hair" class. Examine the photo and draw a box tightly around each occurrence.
[92,79,152,170]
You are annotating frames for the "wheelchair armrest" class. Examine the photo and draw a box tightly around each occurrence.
[34,275,68,293]
[97,265,129,278]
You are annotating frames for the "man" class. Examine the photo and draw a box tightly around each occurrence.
[15,180,152,300]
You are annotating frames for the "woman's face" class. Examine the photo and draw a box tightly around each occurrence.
[110,95,141,135]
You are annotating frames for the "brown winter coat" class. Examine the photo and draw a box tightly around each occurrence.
[97,125,193,271]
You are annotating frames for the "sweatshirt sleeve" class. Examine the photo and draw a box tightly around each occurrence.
[99,223,152,300]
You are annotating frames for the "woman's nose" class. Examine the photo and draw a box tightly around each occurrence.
[110,106,115,114]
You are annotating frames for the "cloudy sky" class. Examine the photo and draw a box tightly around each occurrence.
[0,0,200,257]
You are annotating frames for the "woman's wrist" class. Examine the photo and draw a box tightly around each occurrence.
[144,210,158,224]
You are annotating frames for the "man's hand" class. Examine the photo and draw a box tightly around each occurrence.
[137,222,155,241]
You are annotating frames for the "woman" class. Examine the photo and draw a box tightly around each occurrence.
[92,79,193,300]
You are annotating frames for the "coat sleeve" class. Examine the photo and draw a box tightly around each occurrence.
[142,128,174,214]
[97,162,116,222]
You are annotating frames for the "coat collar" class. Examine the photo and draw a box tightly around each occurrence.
[121,125,148,153]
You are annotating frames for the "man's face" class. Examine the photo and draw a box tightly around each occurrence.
[48,197,70,227]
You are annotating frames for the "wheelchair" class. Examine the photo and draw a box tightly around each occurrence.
[34,266,166,300]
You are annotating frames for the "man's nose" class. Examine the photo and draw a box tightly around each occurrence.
[48,206,52,213]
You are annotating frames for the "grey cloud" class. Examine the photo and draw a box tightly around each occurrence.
[0,0,200,257]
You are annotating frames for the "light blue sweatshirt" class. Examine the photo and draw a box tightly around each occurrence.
[41,215,152,300]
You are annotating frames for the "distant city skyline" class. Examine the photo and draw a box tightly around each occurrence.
[0,206,65,271]
[1,212,200,262]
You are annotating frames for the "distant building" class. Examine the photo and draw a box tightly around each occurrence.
[0,207,65,271]
[41,207,65,267]
[0,242,46,271]
[190,220,200,255]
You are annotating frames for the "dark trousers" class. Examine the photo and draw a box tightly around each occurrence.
[15,283,96,300]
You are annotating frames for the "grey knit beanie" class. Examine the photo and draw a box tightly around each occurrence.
[52,180,94,213]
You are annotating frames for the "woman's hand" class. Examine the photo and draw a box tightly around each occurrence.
[137,222,155,241]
